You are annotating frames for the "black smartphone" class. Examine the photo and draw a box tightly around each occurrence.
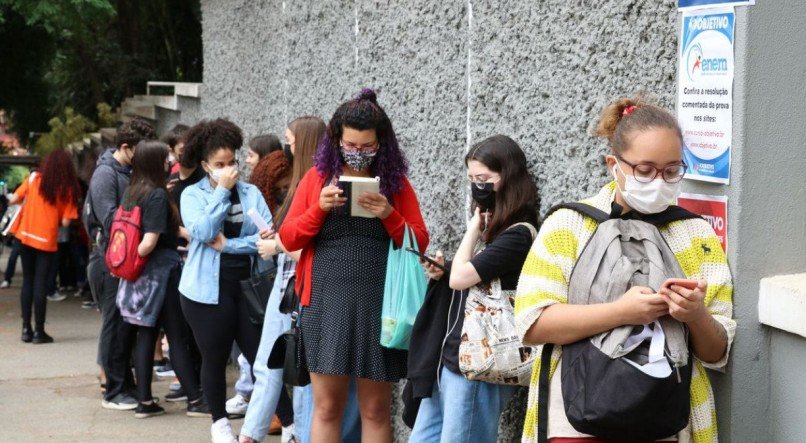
[405,247,448,272]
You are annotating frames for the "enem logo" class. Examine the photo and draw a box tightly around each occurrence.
[686,42,728,81]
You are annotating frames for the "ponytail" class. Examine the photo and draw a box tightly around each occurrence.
[595,96,682,154]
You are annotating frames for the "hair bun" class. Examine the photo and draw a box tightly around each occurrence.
[356,88,378,103]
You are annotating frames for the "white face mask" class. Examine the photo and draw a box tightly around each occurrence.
[613,161,681,214]
[207,165,231,183]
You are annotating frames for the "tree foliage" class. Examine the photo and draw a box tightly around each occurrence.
[0,0,202,143]
[34,107,97,155]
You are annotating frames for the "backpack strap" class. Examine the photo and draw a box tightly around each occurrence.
[506,221,538,240]
[537,343,554,443]
[546,202,702,227]
[545,202,610,224]
[639,205,702,226]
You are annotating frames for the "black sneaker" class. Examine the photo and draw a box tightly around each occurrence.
[153,357,170,369]
[165,388,188,402]
[21,324,33,343]
[134,402,165,419]
[32,331,54,344]
[187,398,212,418]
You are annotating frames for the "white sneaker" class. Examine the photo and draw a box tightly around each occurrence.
[281,424,297,443]
[47,291,67,302]
[225,394,249,416]
[0,280,10,289]
[211,417,237,443]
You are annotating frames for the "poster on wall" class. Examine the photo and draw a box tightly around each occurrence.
[677,193,728,252]
[677,7,735,184]
[678,0,754,10]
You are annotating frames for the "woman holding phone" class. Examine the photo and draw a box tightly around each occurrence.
[514,97,735,442]
[408,135,539,442]
[278,89,428,443]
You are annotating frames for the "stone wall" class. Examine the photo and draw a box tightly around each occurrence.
[199,0,679,254]
[198,0,682,441]
[197,1,680,441]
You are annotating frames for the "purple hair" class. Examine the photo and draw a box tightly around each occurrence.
[314,88,409,198]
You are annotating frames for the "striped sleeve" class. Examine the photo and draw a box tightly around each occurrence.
[663,218,736,371]
[514,208,595,344]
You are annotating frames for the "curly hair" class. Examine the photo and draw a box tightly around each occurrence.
[39,149,81,207]
[314,88,409,198]
[116,117,156,149]
[181,118,244,168]
[250,150,291,215]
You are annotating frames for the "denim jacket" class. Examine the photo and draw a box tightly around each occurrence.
[178,178,274,304]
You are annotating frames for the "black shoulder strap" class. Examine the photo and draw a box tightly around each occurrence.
[537,343,554,443]
[545,202,610,224]
[640,205,702,226]
[547,202,702,228]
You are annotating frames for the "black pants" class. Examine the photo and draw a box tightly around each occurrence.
[19,244,56,330]
[181,266,261,421]
[133,265,203,403]
[88,249,136,400]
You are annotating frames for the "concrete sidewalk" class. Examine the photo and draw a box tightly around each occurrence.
[0,259,279,441]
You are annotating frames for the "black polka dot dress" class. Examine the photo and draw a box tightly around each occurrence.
[300,209,408,382]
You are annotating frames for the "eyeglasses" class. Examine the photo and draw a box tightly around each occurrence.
[468,176,500,189]
[340,140,379,152]
[616,155,686,183]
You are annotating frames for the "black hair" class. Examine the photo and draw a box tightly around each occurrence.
[116,117,156,149]
[248,134,283,159]
[160,124,190,149]
[181,118,244,168]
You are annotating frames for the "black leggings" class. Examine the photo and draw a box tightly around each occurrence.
[134,265,203,403]
[19,244,56,330]
[181,267,262,421]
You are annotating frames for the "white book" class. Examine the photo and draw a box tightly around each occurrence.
[338,176,381,218]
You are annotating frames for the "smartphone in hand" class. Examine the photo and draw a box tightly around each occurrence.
[405,247,448,272]
[661,278,699,292]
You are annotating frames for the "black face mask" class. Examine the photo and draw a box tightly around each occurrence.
[471,182,496,211]
[283,144,294,164]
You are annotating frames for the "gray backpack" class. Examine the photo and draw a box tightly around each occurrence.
[537,202,700,443]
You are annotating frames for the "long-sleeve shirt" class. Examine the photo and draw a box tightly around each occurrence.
[514,182,736,443]
[178,178,274,304]
[278,167,429,306]
[11,173,78,252]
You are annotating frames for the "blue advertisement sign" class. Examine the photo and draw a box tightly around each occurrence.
[677,7,735,184]
[679,0,754,10]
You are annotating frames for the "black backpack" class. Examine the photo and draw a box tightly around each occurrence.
[537,202,700,442]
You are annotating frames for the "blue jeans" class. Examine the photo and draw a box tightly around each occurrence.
[240,255,293,440]
[235,353,254,398]
[409,367,516,443]
[294,380,361,443]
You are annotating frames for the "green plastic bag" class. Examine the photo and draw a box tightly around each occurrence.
[380,226,427,350]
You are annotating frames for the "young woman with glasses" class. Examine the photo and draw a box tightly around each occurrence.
[514,98,735,443]
[278,89,429,443]
[408,135,539,442]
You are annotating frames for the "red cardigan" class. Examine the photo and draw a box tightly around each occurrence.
[279,168,430,306]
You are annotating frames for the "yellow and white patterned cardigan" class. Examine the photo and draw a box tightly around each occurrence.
[514,182,736,443]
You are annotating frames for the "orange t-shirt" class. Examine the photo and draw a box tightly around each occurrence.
[10,173,78,252]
